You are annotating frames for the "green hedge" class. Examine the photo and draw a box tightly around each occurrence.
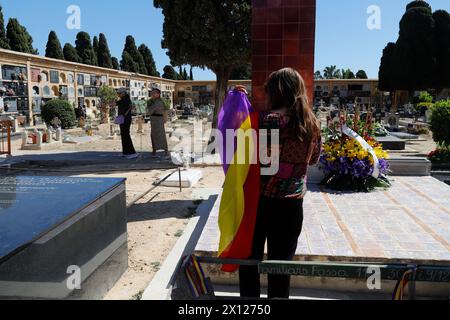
[430,99,450,148]
[41,99,77,129]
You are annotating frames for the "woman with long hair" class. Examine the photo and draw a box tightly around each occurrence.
[239,68,322,299]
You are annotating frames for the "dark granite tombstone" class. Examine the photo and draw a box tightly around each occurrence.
[0,176,128,299]
[376,135,406,151]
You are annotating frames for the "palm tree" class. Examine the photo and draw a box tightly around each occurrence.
[323,65,341,79]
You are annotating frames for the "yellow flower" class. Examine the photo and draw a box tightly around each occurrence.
[357,150,368,160]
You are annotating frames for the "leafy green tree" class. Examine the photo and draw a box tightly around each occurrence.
[41,99,77,129]
[341,69,355,79]
[98,85,117,123]
[419,91,433,104]
[230,64,251,80]
[154,0,251,123]
[97,33,113,69]
[75,32,97,65]
[433,10,450,93]
[63,43,81,63]
[378,42,397,92]
[162,65,178,80]
[121,35,147,74]
[112,57,120,70]
[45,31,64,60]
[430,99,450,148]
[6,18,37,54]
[139,44,159,76]
[356,70,368,79]
[0,6,10,49]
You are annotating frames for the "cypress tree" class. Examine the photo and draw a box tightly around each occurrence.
[97,33,113,69]
[120,51,139,73]
[6,18,37,54]
[63,43,81,63]
[121,35,147,74]
[138,44,159,76]
[189,66,194,80]
[356,70,368,79]
[92,35,99,65]
[391,3,436,93]
[433,10,450,91]
[378,42,397,92]
[183,67,188,80]
[75,32,97,65]
[112,57,120,70]
[162,65,178,80]
[45,31,64,60]
[0,6,9,49]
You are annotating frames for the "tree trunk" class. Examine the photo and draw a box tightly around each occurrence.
[100,103,111,124]
[212,66,232,129]
[391,90,397,113]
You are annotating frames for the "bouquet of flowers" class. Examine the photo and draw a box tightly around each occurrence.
[428,147,450,163]
[320,110,391,192]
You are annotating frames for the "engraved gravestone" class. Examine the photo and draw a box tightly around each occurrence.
[0,176,128,299]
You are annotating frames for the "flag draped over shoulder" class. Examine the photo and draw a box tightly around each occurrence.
[217,90,260,273]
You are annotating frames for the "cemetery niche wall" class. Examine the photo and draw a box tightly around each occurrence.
[0,176,128,299]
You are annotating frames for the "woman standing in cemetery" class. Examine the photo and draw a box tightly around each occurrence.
[148,87,169,158]
[116,88,138,160]
[239,68,322,299]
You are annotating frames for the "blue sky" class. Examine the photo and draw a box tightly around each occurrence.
[1,0,448,80]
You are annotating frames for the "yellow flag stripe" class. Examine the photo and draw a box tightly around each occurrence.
[218,116,255,256]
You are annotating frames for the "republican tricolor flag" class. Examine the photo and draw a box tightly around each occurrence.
[217,89,260,273]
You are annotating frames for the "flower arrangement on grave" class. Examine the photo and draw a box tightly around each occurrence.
[319,110,391,192]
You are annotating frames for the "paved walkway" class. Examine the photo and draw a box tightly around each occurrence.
[196,176,450,265]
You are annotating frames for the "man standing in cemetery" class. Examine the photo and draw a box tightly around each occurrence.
[148,87,169,158]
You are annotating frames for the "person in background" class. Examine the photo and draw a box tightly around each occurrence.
[0,92,4,114]
[148,87,169,158]
[239,68,322,299]
[116,88,138,160]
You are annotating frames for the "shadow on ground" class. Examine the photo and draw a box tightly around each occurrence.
[6,151,177,174]
[127,199,197,222]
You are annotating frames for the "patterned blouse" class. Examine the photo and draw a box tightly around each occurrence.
[260,112,322,199]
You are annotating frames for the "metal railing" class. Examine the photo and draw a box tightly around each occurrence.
[195,256,450,300]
